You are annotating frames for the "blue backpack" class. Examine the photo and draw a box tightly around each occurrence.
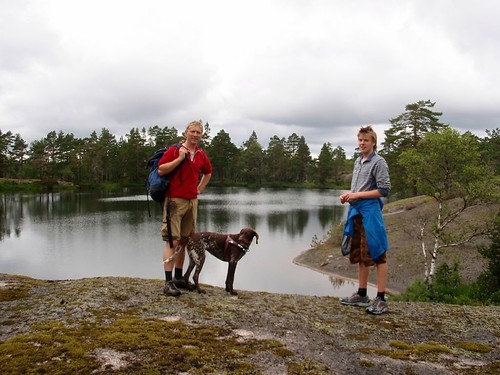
[145,143,184,205]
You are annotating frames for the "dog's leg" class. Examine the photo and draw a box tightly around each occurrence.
[182,258,196,292]
[225,261,238,295]
[192,253,206,294]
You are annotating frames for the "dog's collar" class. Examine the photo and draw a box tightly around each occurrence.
[225,235,249,253]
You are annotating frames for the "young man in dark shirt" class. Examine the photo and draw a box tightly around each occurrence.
[339,125,391,315]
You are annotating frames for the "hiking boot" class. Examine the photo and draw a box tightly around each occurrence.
[366,297,388,315]
[163,281,181,297]
[340,293,371,307]
[173,278,195,290]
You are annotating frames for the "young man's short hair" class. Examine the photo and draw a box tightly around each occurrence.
[358,125,377,150]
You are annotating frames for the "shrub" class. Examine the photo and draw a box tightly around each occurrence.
[396,260,479,305]
[473,213,500,305]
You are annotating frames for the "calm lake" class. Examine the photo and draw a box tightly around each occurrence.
[0,187,374,297]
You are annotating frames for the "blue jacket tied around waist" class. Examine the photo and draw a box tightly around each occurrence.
[343,198,388,260]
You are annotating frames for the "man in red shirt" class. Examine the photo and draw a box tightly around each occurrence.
[157,120,212,296]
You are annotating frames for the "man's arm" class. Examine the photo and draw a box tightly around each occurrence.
[340,189,383,204]
[197,173,212,194]
[158,148,187,176]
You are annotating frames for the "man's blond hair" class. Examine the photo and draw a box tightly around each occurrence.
[186,120,203,133]
[358,125,377,150]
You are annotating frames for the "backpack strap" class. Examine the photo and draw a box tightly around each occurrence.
[164,143,185,248]
[166,198,175,248]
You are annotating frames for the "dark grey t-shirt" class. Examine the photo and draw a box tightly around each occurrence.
[351,151,391,197]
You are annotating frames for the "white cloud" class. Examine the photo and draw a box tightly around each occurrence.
[1,0,498,156]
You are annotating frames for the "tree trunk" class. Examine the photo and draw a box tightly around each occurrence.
[420,223,429,282]
[428,200,444,286]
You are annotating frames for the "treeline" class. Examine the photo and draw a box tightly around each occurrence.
[0,100,499,196]
[0,125,349,189]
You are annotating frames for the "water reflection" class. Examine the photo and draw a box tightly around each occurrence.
[0,188,376,297]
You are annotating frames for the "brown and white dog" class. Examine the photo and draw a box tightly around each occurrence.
[164,228,259,295]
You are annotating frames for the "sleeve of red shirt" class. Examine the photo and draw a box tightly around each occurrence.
[157,145,179,167]
[200,150,212,174]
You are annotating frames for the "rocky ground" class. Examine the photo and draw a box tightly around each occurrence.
[1,273,499,375]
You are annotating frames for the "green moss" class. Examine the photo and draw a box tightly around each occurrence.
[414,343,452,354]
[0,277,43,302]
[359,359,375,367]
[0,314,293,374]
[389,341,413,350]
[360,340,452,361]
[346,333,369,341]
[274,346,295,357]
[2,273,498,374]
[288,359,331,374]
[366,348,412,360]
[0,287,31,302]
[403,368,421,375]
[454,341,492,353]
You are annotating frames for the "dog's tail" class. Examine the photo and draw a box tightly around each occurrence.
[162,242,184,264]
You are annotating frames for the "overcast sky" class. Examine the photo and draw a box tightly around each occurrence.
[1,0,499,157]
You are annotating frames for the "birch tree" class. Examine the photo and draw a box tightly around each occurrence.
[398,128,499,286]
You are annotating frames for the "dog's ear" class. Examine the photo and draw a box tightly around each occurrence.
[250,229,259,244]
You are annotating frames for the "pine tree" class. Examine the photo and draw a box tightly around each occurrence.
[382,100,448,196]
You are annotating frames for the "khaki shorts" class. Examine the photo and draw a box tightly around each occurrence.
[349,215,387,266]
[161,198,198,242]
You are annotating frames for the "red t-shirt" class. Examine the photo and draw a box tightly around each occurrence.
[157,142,212,200]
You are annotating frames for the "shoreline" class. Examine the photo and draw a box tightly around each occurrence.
[292,255,363,286]
[292,248,401,296]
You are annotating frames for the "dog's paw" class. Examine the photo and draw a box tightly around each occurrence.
[197,288,206,294]
[174,278,195,291]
